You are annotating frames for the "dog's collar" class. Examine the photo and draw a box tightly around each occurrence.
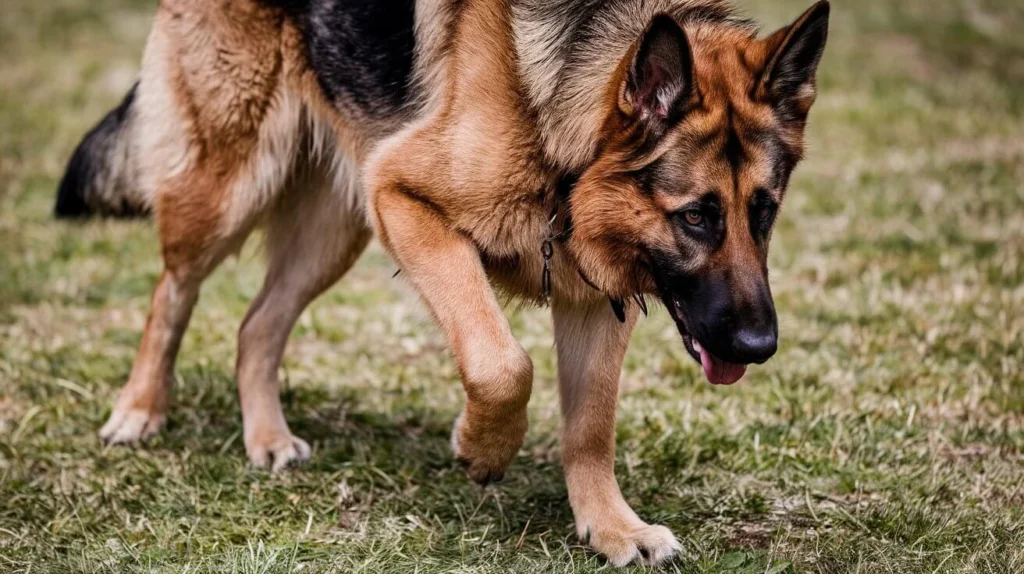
[540,170,580,303]
[549,170,579,243]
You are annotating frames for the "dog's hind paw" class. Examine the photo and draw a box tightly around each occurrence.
[99,408,165,445]
[246,431,311,472]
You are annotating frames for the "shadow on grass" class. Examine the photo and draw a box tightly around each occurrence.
[16,357,914,571]
[143,368,580,538]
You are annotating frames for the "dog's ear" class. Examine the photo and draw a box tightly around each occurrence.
[757,0,830,120]
[620,14,695,131]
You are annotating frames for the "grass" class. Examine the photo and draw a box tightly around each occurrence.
[1,0,1023,572]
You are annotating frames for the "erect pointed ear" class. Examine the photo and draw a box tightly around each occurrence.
[757,0,830,117]
[620,14,695,129]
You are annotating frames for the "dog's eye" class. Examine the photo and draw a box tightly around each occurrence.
[751,189,778,228]
[683,210,704,227]
[749,198,778,241]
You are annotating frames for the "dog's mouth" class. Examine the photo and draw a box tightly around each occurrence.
[661,292,748,386]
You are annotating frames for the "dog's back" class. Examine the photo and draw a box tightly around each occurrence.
[54,0,445,221]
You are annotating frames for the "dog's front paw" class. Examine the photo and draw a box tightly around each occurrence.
[450,410,526,485]
[580,516,681,567]
[100,407,166,444]
[245,428,311,472]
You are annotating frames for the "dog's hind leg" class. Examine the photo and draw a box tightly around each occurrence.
[237,159,370,471]
[99,175,261,445]
[99,270,199,444]
[553,298,681,567]
[99,0,308,446]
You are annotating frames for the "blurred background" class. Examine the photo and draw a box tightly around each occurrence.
[1,0,1022,572]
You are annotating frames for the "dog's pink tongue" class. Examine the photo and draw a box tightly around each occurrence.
[699,346,747,385]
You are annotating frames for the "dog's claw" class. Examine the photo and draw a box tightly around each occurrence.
[462,464,506,486]
[578,520,680,567]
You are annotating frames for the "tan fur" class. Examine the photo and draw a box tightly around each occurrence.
[97,0,827,565]
[367,1,825,565]
[552,299,681,566]
[101,0,376,468]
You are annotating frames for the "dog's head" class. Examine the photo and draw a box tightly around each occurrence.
[567,2,830,385]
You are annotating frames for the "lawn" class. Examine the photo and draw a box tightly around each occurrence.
[1,0,1023,572]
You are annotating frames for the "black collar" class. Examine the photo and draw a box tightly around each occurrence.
[549,170,580,242]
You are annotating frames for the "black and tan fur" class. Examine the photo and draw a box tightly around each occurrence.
[57,0,829,565]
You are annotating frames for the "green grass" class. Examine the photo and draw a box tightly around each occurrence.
[2,0,1023,572]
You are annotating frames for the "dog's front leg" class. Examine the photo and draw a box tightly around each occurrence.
[371,182,532,484]
[553,298,680,566]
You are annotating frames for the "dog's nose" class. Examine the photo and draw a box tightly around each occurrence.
[731,327,777,364]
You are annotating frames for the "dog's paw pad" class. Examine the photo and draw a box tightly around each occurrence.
[99,408,165,445]
[247,433,311,472]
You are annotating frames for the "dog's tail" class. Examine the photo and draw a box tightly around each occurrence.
[55,82,151,219]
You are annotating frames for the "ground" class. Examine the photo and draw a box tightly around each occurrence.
[1,0,1023,572]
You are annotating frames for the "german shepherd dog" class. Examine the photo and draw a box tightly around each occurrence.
[56,0,829,565]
